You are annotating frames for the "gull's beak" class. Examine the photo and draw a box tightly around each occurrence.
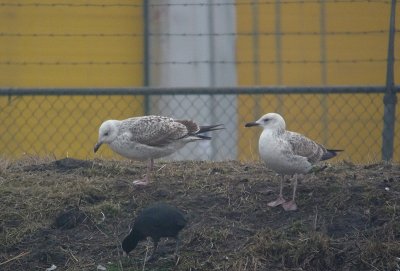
[94,142,103,153]
[245,121,260,127]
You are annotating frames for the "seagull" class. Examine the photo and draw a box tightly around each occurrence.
[245,112,342,211]
[94,115,223,185]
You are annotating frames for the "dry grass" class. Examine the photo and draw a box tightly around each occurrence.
[0,158,399,271]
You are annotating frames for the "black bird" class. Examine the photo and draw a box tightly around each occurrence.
[122,202,187,260]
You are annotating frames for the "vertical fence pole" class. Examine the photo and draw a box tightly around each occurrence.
[320,0,329,145]
[382,0,397,161]
[251,0,261,118]
[275,0,284,113]
[143,0,150,115]
[208,0,217,160]
[251,0,260,86]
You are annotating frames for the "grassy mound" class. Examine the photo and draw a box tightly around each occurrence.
[0,157,399,270]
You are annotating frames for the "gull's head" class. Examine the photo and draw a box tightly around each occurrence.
[245,113,286,131]
[94,120,120,153]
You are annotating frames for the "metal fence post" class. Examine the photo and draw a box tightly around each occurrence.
[143,0,150,115]
[382,0,397,161]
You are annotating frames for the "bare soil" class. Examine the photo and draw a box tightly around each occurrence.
[0,157,399,271]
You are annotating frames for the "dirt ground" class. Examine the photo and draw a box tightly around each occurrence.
[0,157,399,271]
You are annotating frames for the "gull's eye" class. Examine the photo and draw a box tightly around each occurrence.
[263,118,269,123]
[104,132,109,136]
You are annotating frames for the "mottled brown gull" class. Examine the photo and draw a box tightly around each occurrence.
[94,115,223,185]
[245,112,342,211]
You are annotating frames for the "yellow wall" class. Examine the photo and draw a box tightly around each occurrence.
[237,1,400,163]
[0,0,144,158]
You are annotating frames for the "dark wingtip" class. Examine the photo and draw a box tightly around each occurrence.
[328,149,344,154]
[198,124,224,134]
[321,149,344,161]
[196,134,212,140]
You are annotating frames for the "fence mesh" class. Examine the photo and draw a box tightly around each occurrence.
[0,87,398,163]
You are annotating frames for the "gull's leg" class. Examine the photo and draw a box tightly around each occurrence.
[132,159,153,186]
[267,175,287,207]
[282,174,298,211]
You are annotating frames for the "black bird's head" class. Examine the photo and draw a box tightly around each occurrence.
[121,230,142,255]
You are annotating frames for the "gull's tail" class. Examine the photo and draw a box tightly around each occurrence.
[321,149,343,161]
[193,124,224,140]
[198,124,224,134]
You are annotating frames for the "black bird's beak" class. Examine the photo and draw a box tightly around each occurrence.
[94,142,102,153]
[245,122,260,127]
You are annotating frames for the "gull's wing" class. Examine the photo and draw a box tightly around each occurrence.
[284,131,327,164]
[120,116,192,147]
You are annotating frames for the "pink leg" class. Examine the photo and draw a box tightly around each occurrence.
[267,175,287,207]
[132,159,154,186]
[282,174,298,211]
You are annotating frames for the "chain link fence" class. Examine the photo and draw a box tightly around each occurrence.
[0,0,399,162]
[0,86,398,163]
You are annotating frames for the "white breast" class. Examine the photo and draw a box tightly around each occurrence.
[258,130,311,175]
[109,135,187,161]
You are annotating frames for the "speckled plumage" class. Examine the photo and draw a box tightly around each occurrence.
[245,112,342,211]
[95,115,221,160]
[247,113,339,174]
[94,115,223,185]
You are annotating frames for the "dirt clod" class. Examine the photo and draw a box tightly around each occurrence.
[54,207,87,230]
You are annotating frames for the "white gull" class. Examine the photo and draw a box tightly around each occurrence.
[94,115,223,185]
[245,112,342,211]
